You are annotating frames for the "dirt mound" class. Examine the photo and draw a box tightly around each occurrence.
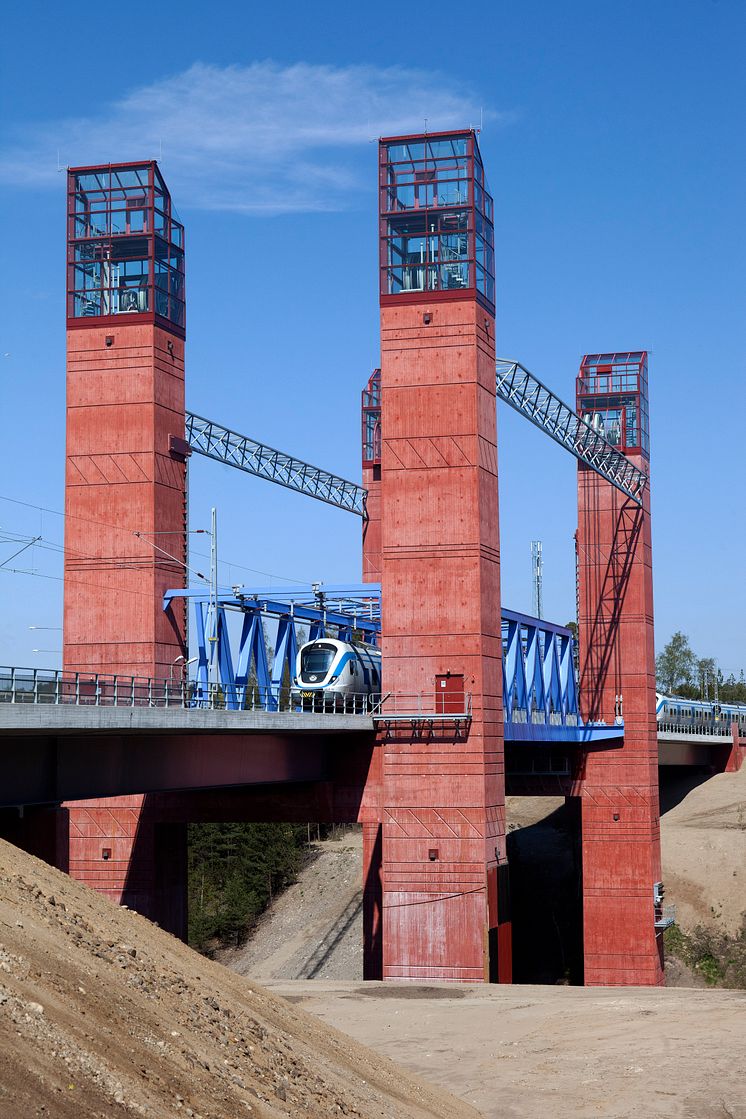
[661,765,746,934]
[0,838,477,1119]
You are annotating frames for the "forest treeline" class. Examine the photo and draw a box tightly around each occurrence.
[656,632,746,702]
[187,822,337,953]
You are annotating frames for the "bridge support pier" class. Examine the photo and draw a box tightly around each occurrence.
[64,796,187,938]
[378,296,507,980]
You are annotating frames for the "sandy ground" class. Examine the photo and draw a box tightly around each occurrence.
[0,837,477,1119]
[661,766,746,934]
[220,831,365,982]
[267,980,746,1119]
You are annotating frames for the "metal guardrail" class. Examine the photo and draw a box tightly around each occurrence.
[0,666,193,708]
[658,720,736,739]
[371,692,473,724]
[654,904,676,930]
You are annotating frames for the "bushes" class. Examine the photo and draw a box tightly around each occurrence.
[187,822,308,953]
[664,919,746,988]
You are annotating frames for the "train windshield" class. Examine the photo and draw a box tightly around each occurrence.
[301,643,337,675]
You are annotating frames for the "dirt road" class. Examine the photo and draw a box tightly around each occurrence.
[268,980,746,1119]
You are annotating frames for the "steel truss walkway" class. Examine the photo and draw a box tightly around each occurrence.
[185,413,367,516]
[185,356,646,516]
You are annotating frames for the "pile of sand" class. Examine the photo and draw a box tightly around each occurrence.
[661,765,746,934]
[0,838,476,1119]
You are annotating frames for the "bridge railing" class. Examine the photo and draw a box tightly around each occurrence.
[0,668,382,716]
[657,720,735,738]
[0,667,192,708]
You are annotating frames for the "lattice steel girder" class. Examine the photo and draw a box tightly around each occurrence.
[501,608,580,726]
[185,412,367,516]
[494,359,648,504]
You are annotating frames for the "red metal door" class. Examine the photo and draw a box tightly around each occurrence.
[435,673,464,715]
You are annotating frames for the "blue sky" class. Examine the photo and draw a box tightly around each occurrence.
[0,0,743,675]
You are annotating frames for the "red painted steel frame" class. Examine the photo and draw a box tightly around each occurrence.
[576,353,663,986]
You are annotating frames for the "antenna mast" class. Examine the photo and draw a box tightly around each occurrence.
[531,540,543,620]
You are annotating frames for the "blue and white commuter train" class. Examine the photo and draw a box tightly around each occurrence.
[656,693,746,734]
[292,639,382,711]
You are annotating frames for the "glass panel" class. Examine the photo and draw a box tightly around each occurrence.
[155,288,169,317]
[111,167,149,189]
[386,142,425,162]
[427,138,467,158]
[169,296,184,326]
[74,291,101,316]
[301,645,336,675]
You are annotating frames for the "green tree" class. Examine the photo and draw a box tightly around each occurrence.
[656,631,696,694]
[186,821,310,954]
[696,656,717,700]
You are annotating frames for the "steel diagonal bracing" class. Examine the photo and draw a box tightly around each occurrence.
[185,412,367,516]
[495,359,648,504]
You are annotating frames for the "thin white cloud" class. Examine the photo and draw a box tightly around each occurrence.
[0,61,504,214]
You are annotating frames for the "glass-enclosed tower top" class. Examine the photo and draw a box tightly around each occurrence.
[379,130,494,313]
[577,352,649,459]
[67,161,184,336]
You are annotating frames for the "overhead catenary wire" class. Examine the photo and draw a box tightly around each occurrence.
[0,494,316,588]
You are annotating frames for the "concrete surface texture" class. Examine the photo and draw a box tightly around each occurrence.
[576,406,663,985]
[0,705,374,733]
[378,293,506,982]
[267,980,746,1119]
[64,320,187,680]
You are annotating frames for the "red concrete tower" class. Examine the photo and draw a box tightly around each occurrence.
[64,161,187,679]
[378,131,509,981]
[62,163,188,930]
[576,352,663,985]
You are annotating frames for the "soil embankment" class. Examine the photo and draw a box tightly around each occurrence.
[660,764,746,934]
[0,837,477,1119]
[220,830,365,982]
